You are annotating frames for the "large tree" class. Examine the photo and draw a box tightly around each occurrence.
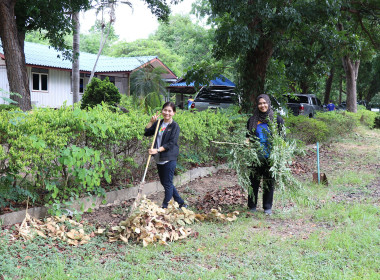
[336,1,380,112]
[190,0,340,111]
[192,0,379,112]
[153,14,215,75]
[0,0,90,111]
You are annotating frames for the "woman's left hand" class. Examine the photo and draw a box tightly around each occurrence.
[148,148,158,155]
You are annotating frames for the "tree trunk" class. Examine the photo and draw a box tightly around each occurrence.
[324,67,335,104]
[300,81,309,94]
[339,75,343,104]
[342,55,359,112]
[72,12,80,104]
[0,0,31,111]
[241,37,274,112]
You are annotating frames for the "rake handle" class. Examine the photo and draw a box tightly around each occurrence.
[141,119,161,183]
[128,119,162,216]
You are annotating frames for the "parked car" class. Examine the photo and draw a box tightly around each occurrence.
[190,86,237,111]
[285,94,323,117]
[337,102,346,111]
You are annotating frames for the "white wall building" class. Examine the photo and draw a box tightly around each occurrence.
[0,42,177,108]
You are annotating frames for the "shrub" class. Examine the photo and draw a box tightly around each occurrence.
[0,104,18,111]
[0,104,241,212]
[81,77,121,109]
[369,93,380,108]
[285,115,329,144]
[314,111,357,138]
[284,108,378,144]
[374,114,380,129]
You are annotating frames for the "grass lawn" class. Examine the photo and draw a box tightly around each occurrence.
[1,126,379,280]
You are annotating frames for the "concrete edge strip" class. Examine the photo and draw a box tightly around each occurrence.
[0,164,228,226]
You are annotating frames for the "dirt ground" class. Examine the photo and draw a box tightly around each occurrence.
[82,169,241,227]
[2,138,378,232]
[82,141,380,228]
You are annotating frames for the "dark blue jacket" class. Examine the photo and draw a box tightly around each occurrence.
[144,120,180,161]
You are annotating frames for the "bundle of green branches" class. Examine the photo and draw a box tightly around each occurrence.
[228,117,300,195]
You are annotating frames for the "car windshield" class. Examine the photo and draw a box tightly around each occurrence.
[194,87,235,103]
[286,95,309,103]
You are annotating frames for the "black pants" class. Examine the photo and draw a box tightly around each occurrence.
[157,160,184,208]
[247,161,274,210]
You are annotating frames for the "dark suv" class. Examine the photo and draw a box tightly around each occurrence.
[190,86,236,111]
[285,94,323,117]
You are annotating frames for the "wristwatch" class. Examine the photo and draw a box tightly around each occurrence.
[157,148,160,153]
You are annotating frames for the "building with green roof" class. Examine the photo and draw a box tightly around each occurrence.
[0,41,177,107]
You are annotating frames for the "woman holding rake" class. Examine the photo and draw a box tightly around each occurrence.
[144,102,187,209]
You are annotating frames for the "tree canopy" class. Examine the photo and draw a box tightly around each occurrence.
[188,0,380,112]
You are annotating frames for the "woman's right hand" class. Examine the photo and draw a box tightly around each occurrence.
[150,112,161,123]
[146,112,161,129]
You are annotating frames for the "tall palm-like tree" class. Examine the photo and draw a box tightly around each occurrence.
[131,66,168,98]
[72,11,80,104]
[130,66,168,112]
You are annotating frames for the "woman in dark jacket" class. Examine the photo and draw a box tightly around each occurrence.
[246,94,284,215]
[144,102,187,209]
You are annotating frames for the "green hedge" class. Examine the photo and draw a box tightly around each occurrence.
[0,104,242,213]
[285,109,378,144]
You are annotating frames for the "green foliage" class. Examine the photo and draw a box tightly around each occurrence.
[153,14,216,76]
[228,128,261,192]
[228,119,300,196]
[110,39,183,75]
[81,77,121,109]
[0,104,146,211]
[0,104,18,111]
[267,120,300,192]
[369,93,380,108]
[14,0,91,59]
[175,109,243,166]
[143,92,164,114]
[286,115,329,144]
[130,67,168,99]
[286,109,378,144]
[375,115,380,129]
[0,104,241,211]
[0,88,22,105]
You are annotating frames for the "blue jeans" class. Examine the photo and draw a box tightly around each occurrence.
[157,160,184,208]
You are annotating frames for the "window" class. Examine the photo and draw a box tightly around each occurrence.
[286,95,309,104]
[194,87,235,103]
[100,75,115,85]
[80,78,84,93]
[31,68,48,91]
[312,97,317,105]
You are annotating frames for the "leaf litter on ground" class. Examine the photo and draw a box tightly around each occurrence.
[106,196,239,247]
[14,196,239,247]
[16,213,90,246]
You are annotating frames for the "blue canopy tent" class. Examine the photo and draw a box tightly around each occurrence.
[166,75,235,108]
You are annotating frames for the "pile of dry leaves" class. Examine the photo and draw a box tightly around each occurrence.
[16,213,91,246]
[106,196,239,247]
[15,197,239,247]
[194,185,247,212]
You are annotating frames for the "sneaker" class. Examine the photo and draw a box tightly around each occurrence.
[179,203,188,209]
[249,207,257,213]
[264,209,272,216]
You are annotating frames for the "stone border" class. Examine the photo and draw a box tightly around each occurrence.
[0,164,228,226]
